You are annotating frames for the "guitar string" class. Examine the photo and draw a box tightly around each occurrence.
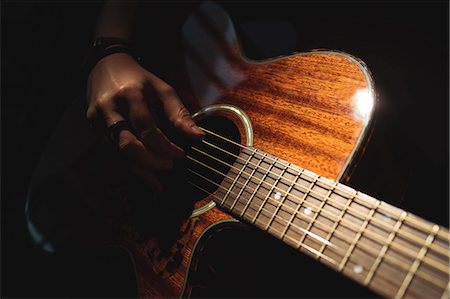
[186,155,449,281]
[189,140,449,261]
[198,127,449,246]
[189,143,449,273]
[187,175,447,290]
[200,126,449,241]
[190,177,341,266]
[186,170,447,289]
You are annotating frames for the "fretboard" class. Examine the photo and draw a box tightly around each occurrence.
[214,147,450,299]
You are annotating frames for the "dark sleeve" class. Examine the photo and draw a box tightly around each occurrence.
[132,1,200,75]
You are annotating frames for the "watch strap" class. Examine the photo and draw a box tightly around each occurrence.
[83,37,141,77]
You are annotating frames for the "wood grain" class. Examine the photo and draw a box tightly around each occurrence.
[128,44,374,299]
[120,3,375,297]
[224,52,371,180]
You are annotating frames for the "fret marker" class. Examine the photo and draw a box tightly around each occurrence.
[274,192,281,200]
[353,264,363,274]
[304,207,312,215]
[383,215,390,222]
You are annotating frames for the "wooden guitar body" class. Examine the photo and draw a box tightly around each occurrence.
[123,2,375,297]
[27,2,449,298]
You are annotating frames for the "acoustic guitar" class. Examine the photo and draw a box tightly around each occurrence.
[26,1,449,298]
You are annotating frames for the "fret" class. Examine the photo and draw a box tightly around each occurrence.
[317,188,356,261]
[342,236,382,285]
[315,200,357,267]
[286,234,339,266]
[220,148,259,207]
[252,157,286,228]
[400,274,445,299]
[275,169,303,238]
[291,175,355,260]
[364,212,408,285]
[292,176,337,255]
[264,162,289,232]
[217,154,247,206]
[206,144,449,299]
[311,185,371,226]
[391,221,449,274]
[370,211,399,238]
[280,169,317,249]
[232,150,264,216]
[296,177,337,258]
[270,210,296,239]
[220,150,253,209]
[231,150,266,216]
[321,228,354,269]
[368,222,447,299]
[238,151,270,220]
[403,214,449,259]
[375,203,450,257]
[207,165,234,199]
[425,233,450,277]
[337,191,385,283]
[396,225,439,299]
[402,232,450,298]
[404,212,448,241]
[338,200,381,271]
[226,148,257,211]
[383,247,446,296]
[263,180,297,235]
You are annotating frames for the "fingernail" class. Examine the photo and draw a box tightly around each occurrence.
[191,124,205,137]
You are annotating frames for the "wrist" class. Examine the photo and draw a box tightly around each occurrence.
[83,37,142,77]
[97,44,141,64]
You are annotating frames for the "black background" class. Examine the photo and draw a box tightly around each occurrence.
[2,0,449,298]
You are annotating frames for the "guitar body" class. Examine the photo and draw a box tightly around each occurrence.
[25,2,379,298]
[122,2,375,298]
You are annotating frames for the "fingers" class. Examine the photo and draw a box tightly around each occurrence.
[86,70,204,193]
[117,130,172,192]
[127,97,184,159]
[95,101,173,171]
[88,95,174,193]
[153,81,205,140]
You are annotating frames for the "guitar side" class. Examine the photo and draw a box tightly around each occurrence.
[126,2,376,297]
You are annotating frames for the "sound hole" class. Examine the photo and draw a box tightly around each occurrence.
[187,115,242,201]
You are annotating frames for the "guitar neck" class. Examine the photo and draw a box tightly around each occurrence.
[214,146,450,299]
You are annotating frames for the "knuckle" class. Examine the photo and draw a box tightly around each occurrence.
[178,106,191,118]
[138,129,154,142]
[172,107,191,127]
[173,117,184,129]
[116,82,144,101]
[158,84,176,98]
[95,96,112,110]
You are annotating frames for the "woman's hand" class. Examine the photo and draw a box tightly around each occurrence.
[86,52,205,192]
